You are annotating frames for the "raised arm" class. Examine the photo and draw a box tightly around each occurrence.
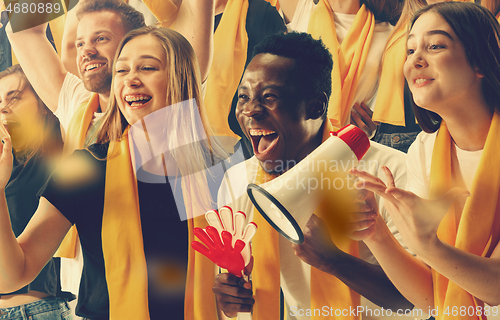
[175,0,214,81]
[6,1,68,114]
[0,137,71,292]
[61,0,84,77]
[279,0,299,24]
[143,0,214,82]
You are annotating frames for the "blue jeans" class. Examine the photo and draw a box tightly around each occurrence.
[0,297,71,320]
[373,131,420,154]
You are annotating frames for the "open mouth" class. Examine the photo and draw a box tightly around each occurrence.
[85,62,106,72]
[124,94,152,108]
[2,121,20,133]
[249,128,279,155]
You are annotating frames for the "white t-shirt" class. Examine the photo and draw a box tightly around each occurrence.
[55,72,105,136]
[406,131,483,198]
[218,141,413,320]
[284,0,393,111]
[406,131,500,320]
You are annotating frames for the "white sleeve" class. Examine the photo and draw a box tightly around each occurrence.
[55,72,92,134]
[406,132,435,199]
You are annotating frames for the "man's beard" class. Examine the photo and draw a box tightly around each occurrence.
[82,68,112,95]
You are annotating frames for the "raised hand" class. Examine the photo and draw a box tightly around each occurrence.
[350,166,469,254]
[0,137,13,189]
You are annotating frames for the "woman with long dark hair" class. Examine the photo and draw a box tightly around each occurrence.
[352,2,500,317]
[0,65,70,319]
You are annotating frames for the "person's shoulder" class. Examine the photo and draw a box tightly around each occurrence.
[407,130,437,159]
[364,141,406,166]
[225,156,259,178]
[50,144,108,190]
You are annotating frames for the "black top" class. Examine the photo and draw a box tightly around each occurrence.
[40,143,188,319]
[3,151,61,296]
[215,0,287,157]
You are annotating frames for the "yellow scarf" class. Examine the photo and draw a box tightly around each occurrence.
[102,127,218,320]
[251,122,360,320]
[308,2,375,129]
[372,27,406,126]
[103,128,149,319]
[54,93,99,258]
[141,0,181,27]
[429,113,500,320]
[204,0,249,142]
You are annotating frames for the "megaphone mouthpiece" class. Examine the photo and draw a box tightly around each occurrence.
[332,125,370,161]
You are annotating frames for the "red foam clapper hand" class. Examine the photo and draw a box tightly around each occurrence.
[192,227,246,276]
[191,207,257,277]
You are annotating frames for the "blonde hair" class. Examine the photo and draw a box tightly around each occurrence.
[93,26,227,214]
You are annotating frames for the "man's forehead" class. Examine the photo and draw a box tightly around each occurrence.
[241,54,297,88]
[77,11,124,35]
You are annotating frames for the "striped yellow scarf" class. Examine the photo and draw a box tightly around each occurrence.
[308,1,375,129]
[429,113,500,320]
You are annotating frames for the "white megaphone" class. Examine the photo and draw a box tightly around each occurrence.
[247,124,370,244]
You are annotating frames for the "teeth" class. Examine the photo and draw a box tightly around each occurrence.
[249,129,276,136]
[415,78,429,84]
[85,63,104,71]
[125,95,151,102]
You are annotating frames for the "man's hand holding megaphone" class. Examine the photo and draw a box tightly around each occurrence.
[291,186,380,274]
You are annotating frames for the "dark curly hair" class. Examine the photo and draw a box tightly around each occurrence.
[253,32,333,116]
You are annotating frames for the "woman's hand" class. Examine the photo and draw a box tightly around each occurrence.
[0,137,13,189]
[350,167,469,255]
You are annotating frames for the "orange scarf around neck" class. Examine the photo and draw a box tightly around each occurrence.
[54,93,99,258]
[102,127,218,319]
[251,121,360,320]
[308,1,375,129]
[429,113,500,320]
